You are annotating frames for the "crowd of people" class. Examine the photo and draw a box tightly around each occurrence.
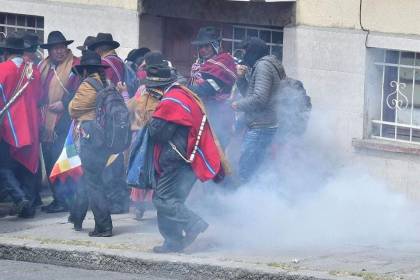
[0,26,310,252]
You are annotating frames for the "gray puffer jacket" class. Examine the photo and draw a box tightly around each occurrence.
[236,55,286,128]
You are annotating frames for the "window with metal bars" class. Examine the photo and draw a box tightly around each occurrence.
[221,25,283,61]
[370,49,420,144]
[0,12,44,41]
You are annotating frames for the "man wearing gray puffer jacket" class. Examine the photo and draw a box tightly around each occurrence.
[232,37,286,184]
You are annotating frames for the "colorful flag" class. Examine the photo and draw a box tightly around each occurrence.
[49,122,83,183]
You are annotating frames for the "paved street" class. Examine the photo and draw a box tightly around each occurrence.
[1,210,420,280]
[0,260,176,280]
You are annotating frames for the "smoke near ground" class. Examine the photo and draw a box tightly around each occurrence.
[192,106,420,252]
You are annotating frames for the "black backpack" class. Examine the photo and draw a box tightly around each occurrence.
[277,77,312,138]
[86,77,131,153]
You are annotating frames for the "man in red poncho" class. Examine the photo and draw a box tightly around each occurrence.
[145,52,227,253]
[189,26,237,149]
[0,33,42,218]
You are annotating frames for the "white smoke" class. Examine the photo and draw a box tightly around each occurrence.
[191,107,420,252]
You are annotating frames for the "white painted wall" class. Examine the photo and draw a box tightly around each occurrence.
[0,0,139,58]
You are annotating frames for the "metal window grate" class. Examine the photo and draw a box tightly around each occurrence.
[371,49,420,144]
[221,25,283,61]
[0,12,44,41]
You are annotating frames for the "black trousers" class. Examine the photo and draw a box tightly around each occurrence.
[153,164,203,245]
[72,121,112,231]
[103,154,130,212]
[0,141,32,205]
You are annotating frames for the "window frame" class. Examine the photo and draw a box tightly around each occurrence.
[369,48,420,145]
[0,12,44,40]
[221,24,283,60]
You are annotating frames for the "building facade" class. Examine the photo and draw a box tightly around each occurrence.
[1,0,418,198]
[0,0,139,57]
[284,0,420,198]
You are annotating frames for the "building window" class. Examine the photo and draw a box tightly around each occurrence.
[0,12,44,40]
[221,25,283,61]
[369,49,420,144]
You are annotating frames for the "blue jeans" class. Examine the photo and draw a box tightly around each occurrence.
[239,127,277,185]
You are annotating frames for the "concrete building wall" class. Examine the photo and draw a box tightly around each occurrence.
[297,0,420,36]
[0,0,139,57]
[283,25,420,199]
[48,0,137,11]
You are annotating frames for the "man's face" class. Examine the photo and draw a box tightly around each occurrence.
[48,43,68,64]
[198,43,215,60]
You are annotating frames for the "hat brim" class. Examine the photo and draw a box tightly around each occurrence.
[72,64,109,75]
[40,40,74,49]
[144,74,177,88]
[191,37,221,46]
[0,41,31,51]
[88,40,120,51]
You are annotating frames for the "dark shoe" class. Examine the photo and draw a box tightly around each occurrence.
[14,199,30,216]
[134,209,145,221]
[18,206,35,219]
[183,220,209,248]
[73,223,82,232]
[45,203,68,213]
[88,229,112,237]
[153,241,184,253]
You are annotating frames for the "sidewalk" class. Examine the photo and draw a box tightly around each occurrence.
[0,210,419,280]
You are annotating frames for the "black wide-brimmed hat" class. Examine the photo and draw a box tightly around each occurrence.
[77,35,96,52]
[191,26,221,45]
[144,51,177,87]
[126,47,150,63]
[23,31,40,52]
[73,50,109,74]
[0,33,30,51]
[40,31,74,49]
[88,33,120,51]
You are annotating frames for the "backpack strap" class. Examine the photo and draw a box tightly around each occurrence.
[85,76,105,92]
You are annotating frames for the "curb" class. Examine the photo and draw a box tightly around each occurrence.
[0,243,328,280]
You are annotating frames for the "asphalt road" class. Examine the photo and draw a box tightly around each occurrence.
[0,260,175,280]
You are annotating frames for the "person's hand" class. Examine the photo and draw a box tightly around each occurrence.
[48,101,64,113]
[231,101,239,111]
[116,81,128,94]
[236,64,248,78]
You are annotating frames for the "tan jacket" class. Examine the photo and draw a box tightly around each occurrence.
[127,86,162,131]
[69,74,101,121]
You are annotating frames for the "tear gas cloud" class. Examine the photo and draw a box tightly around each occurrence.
[191,88,420,252]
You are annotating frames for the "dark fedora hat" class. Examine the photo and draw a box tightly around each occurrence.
[40,31,74,49]
[191,26,221,45]
[73,50,109,74]
[88,33,120,51]
[126,47,150,63]
[144,51,177,87]
[77,35,96,52]
[23,31,40,53]
[0,33,30,51]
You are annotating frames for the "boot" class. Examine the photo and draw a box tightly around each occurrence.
[183,219,209,249]
[88,229,113,237]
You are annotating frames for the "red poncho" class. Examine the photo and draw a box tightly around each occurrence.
[152,85,224,182]
[0,59,42,173]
